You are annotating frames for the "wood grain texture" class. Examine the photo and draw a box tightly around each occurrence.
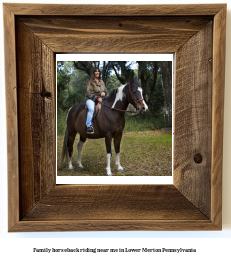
[4,3,226,231]
[4,4,20,231]
[18,16,213,53]
[22,185,207,221]
[11,220,218,232]
[174,22,213,218]
[13,185,217,232]
[16,19,56,218]
[3,3,225,16]
[211,5,226,228]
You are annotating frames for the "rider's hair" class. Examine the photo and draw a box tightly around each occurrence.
[89,67,101,82]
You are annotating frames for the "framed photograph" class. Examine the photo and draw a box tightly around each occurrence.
[56,54,173,185]
[4,3,226,231]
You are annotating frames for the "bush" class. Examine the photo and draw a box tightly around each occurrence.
[57,108,68,136]
[57,108,166,137]
[124,112,165,133]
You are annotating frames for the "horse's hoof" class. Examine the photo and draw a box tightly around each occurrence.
[78,166,84,169]
[68,167,74,170]
[106,173,112,176]
[117,166,125,172]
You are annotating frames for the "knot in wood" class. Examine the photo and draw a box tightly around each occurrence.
[194,153,203,164]
[40,90,52,99]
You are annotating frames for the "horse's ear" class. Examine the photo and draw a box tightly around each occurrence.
[129,77,134,85]
[130,77,139,92]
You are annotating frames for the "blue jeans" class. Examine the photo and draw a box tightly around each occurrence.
[86,99,95,127]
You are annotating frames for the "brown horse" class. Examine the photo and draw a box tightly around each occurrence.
[60,78,148,175]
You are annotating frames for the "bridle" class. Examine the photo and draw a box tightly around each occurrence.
[128,83,144,107]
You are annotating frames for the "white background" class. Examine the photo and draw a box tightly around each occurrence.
[1,0,231,260]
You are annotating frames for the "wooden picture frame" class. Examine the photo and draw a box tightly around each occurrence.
[4,3,226,231]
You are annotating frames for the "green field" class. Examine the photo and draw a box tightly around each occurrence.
[57,130,172,176]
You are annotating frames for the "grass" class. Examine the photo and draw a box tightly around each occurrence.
[57,111,172,176]
[57,130,172,176]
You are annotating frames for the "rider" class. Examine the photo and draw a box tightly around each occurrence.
[86,67,107,134]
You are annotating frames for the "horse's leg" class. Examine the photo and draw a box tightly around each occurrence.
[105,134,113,176]
[114,132,124,172]
[67,135,75,170]
[77,136,86,169]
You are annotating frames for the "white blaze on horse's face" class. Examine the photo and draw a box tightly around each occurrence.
[138,87,148,111]
[112,85,126,108]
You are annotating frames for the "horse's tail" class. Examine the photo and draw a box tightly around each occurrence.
[60,128,69,168]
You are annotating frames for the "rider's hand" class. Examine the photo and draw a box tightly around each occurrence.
[98,97,102,102]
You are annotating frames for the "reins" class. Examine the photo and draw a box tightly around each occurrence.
[101,102,137,113]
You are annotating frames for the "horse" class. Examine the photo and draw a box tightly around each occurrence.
[60,78,148,176]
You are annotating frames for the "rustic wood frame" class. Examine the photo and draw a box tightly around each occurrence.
[4,4,226,232]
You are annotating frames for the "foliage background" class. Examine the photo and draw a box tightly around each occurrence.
[57,60,172,136]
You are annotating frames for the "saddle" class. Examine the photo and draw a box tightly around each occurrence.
[85,102,101,121]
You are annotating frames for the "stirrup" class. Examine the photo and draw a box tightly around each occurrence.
[87,125,94,134]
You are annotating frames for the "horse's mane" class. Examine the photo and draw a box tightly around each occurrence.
[108,83,128,98]
[109,88,119,97]
[107,78,140,99]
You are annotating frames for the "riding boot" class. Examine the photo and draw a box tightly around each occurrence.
[87,125,94,134]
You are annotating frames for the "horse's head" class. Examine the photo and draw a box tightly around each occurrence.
[128,78,148,113]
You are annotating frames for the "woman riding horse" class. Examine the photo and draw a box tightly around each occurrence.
[86,67,107,134]
[61,77,148,175]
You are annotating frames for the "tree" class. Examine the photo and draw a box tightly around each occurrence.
[149,74,165,114]
[110,61,135,84]
[138,61,159,107]
[159,61,172,127]
[73,61,96,76]
[57,62,71,110]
